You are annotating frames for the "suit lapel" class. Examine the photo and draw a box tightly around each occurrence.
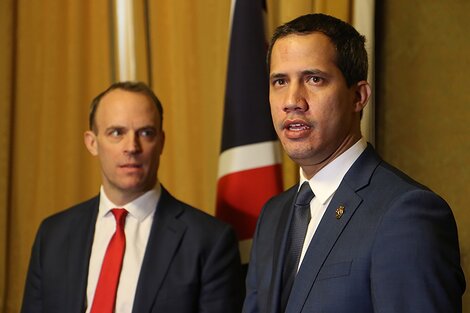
[132,187,186,313]
[285,186,362,313]
[268,186,298,313]
[285,145,381,313]
[65,197,99,313]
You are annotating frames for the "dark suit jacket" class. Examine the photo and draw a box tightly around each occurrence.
[243,145,465,313]
[21,186,244,313]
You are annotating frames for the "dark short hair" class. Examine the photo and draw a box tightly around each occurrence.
[267,13,368,87]
[89,81,164,132]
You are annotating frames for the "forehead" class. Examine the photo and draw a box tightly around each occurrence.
[95,89,160,127]
[270,32,337,72]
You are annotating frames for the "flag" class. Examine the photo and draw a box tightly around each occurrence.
[216,0,283,264]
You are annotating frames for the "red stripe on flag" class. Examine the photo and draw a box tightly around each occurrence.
[216,164,283,240]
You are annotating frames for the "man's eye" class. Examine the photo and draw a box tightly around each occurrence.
[272,78,286,86]
[308,76,323,84]
[140,129,155,137]
[109,129,122,137]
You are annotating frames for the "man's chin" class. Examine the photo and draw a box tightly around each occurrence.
[117,180,153,194]
[283,144,314,161]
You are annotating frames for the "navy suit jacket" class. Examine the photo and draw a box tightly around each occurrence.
[243,145,465,313]
[21,186,244,313]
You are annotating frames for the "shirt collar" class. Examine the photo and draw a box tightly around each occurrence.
[300,138,367,204]
[99,183,161,222]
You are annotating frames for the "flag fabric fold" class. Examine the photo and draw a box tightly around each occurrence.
[216,0,283,263]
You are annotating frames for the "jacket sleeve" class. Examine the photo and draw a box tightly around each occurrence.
[21,223,44,313]
[370,189,465,312]
[199,224,245,313]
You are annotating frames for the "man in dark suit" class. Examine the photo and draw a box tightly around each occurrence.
[21,81,244,313]
[243,13,465,313]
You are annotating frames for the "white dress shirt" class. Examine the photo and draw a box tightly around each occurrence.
[85,184,161,313]
[298,138,367,269]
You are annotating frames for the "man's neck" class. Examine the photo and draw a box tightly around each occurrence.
[102,187,150,207]
[300,135,362,179]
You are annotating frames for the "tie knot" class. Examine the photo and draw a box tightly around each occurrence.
[111,208,128,228]
[295,182,314,206]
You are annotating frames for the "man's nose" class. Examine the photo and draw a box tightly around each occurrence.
[124,133,142,154]
[283,83,308,113]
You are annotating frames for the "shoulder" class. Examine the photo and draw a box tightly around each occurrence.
[354,156,456,237]
[348,145,444,205]
[337,146,456,238]
[368,160,445,206]
[253,185,297,229]
[263,184,297,208]
[38,196,99,234]
[160,188,233,237]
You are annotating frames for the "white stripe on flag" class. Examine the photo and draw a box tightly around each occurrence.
[217,141,282,179]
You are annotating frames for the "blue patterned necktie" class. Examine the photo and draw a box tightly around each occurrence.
[280,182,314,312]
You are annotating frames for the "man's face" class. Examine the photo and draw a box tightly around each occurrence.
[84,89,164,204]
[269,32,366,177]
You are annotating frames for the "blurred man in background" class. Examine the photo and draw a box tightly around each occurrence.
[22,81,244,313]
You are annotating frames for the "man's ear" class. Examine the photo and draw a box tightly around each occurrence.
[353,80,371,113]
[84,130,98,156]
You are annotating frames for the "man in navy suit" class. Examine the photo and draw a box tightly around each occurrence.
[243,13,465,313]
[21,81,244,313]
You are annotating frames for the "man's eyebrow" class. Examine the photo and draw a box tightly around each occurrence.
[104,125,125,132]
[137,125,157,131]
[301,69,327,76]
[269,72,287,80]
[269,69,327,80]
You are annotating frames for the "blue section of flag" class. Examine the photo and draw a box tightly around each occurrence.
[221,0,277,152]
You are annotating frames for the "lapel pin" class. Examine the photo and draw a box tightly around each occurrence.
[335,206,345,219]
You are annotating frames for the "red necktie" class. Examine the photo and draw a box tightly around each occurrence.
[90,208,128,313]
